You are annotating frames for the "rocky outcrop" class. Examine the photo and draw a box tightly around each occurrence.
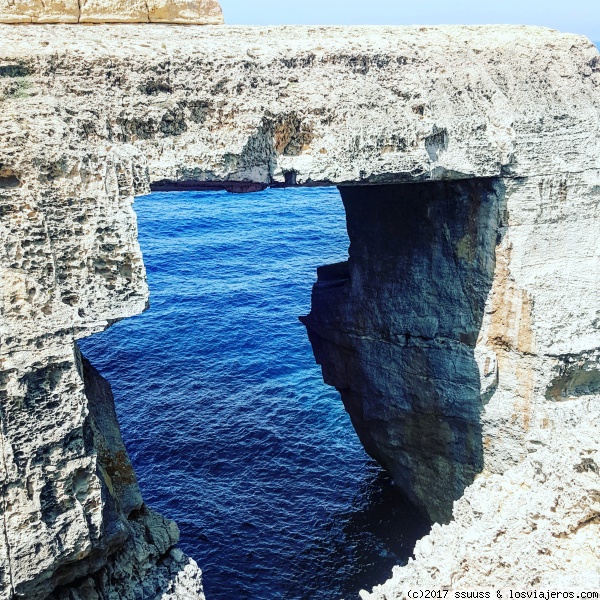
[361,419,600,596]
[0,0,223,24]
[301,179,503,523]
[302,170,600,526]
[0,340,206,599]
[1,23,600,597]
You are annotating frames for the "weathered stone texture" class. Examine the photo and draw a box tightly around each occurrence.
[0,0,223,24]
[361,420,600,596]
[0,24,599,596]
[78,0,150,24]
[0,343,206,599]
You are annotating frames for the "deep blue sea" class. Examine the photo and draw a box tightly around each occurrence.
[79,188,429,600]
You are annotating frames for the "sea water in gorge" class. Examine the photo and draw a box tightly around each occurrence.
[79,187,429,600]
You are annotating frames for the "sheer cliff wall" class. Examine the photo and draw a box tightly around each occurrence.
[1,25,600,597]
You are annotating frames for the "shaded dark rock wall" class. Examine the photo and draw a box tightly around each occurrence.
[302,180,505,523]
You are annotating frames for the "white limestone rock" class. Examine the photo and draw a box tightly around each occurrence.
[79,0,149,23]
[0,23,599,597]
[361,421,600,596]
[0,0,79,23]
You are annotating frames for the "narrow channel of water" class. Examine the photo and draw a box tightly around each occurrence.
[79,188,429,600]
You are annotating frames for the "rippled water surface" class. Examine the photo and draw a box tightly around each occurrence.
[79,188,429,600]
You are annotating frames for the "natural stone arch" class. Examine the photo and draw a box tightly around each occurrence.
[1,23,600,597]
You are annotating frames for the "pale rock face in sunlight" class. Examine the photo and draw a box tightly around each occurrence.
[0,22,599,598]
[0,0,224,23]
[78,0,150,23]
[0,0,79,23]
[147,0,224,24]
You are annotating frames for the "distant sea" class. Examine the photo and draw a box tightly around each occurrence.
[79,187,428,599]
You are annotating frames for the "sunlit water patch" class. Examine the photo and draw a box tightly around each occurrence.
[79,187,428,600]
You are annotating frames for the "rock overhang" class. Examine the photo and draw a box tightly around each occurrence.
[1,25,599,193]
[2,23,600,364]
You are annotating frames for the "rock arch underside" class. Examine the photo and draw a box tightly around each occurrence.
[1,22,600,599]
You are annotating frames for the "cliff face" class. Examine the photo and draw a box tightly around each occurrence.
[1,24,600,597]
[302,179,503,523]
[47,354,205,600]
[0,332,206,598]
[302,169,600,526]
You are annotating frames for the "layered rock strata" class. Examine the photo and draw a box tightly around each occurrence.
[0,24,600,596]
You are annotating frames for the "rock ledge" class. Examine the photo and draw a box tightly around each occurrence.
[0,0,224,24]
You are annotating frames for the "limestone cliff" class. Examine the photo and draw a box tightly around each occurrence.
[1,24,600,597]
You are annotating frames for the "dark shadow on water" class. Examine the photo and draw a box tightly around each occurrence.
[175,463,428,600]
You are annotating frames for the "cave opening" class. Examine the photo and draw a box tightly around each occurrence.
[78,186,429,600]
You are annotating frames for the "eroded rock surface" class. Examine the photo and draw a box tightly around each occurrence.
[361,420,600,597]
[0,0,223,24]
[0,24,600,596]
